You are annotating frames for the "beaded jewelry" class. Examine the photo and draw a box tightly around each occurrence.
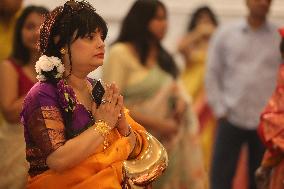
[94,120,112,149]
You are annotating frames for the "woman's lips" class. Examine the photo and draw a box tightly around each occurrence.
[94,53,104,58]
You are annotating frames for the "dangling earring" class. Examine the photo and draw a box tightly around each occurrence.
[60,48,67,55]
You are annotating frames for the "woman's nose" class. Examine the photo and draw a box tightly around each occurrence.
[96,36,105,49]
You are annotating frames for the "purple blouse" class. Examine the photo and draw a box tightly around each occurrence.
[21,81,94,177]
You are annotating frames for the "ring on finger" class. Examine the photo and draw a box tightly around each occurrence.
[118,113,122,119]
[101,99,111,104]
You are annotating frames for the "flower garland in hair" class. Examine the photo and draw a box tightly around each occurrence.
[35,55,65,81]
[35,55,77,113]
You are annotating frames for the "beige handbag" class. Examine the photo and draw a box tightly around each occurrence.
[123,130,168,188]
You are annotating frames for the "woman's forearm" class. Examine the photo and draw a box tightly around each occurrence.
[46,126,104,172]
[1,96,25,123]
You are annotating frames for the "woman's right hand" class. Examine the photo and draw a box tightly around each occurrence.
[91,83,123,129]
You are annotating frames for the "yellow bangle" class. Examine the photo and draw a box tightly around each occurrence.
[94,120,111,137]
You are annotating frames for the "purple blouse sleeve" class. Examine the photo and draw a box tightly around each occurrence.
[22,83,66,156]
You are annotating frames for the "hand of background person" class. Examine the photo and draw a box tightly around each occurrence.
[92,83,122,129]
[194,22,216,39]
[255,166,271,189]
[173,97,187,124]
[169,83,187,124]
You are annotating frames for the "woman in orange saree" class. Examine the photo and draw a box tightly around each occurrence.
[21,1,153,188]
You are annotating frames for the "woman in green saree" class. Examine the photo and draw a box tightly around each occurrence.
[103,1,206,188]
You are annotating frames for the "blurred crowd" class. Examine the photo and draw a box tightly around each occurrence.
[0,0,283,189]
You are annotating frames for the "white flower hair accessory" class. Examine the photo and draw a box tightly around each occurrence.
[35,55,65,81]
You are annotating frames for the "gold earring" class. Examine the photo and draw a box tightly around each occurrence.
[60,48,66,55]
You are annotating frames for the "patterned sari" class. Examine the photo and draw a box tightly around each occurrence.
[104,43,206,189]
[258,64,284,189]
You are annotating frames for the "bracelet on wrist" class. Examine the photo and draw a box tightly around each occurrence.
[94,120,111,137]
[121,125,132,137]
[94,120,112,150]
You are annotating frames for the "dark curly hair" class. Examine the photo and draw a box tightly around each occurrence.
[115,0,178,78]
[11,6,49,65]
[39,0,108,83]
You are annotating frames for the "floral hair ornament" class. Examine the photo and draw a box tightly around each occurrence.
[279,27,284,38]
[57,79,77,113]
[35,55,65,81]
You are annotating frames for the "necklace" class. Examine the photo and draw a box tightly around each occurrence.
[84,79,95,120]
[84,79,94,102]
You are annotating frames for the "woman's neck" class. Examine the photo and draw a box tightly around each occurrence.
[150,44,158,52]
[28,51,40,66]
[66,74,88,91]
[148,44,158,59]
[247,15,266,30]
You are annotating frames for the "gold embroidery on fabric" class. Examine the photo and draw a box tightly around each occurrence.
[41,106,63,122]
[47,128,65,150]
[40,106,66,151]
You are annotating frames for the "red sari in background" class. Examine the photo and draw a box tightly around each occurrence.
[10,59,35,96]
[258,64,284,189]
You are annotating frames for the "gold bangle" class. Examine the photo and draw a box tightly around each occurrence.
[94,120,111,137]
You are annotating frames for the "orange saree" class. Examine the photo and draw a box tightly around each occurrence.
[27,112,146,189]
[258,64,284,189]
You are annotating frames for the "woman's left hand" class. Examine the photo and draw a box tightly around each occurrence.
[116,98,131,136]
[116,103,137,152]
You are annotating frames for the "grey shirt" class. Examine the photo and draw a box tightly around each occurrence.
[205,18,281,130]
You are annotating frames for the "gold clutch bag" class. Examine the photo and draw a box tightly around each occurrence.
[123,130,168,188]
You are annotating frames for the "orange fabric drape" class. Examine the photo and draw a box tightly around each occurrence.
[27,110,146,189]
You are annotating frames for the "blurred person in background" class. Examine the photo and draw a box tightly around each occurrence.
[103,0,206,188]
[177,5,218,172]
[256,27,284,189]
[0,0,23,143]
[0,0,23,63]
[205,0,281,189]
[0,6,48,189]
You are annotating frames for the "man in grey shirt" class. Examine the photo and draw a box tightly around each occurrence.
[206,0,281,188]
